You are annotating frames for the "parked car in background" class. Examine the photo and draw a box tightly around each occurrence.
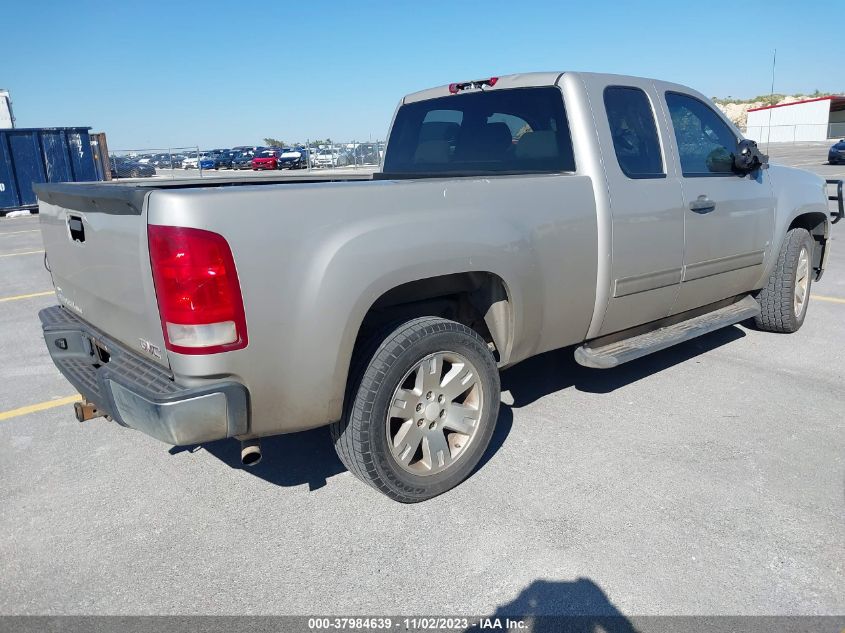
[335,150,352,167]
[315,148,338,167]
[110,157,156,178]
[277,147,309,169]
[182,154,199,169]
[214,151,235,169]
[199,153,216,170]
[152,154,182,169]
[353,143,380,165]
[829,139,845,165]
[232,151,256,170]
[251,148,281,170]
[232,145,261,154]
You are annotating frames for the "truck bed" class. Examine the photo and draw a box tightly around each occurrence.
[35,172,373,215]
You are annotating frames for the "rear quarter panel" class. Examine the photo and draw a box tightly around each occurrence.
[149,174,597,436]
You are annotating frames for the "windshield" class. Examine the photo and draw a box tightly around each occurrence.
[383,87,575,175]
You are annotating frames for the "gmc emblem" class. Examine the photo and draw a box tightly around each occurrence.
[139,338,162,359]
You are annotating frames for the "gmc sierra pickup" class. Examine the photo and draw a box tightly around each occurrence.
[35,72,844,502]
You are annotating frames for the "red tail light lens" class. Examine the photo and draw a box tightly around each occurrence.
[148,225,248,355]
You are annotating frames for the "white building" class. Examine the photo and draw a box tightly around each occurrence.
[0,89,14,129]
[745,96,845,143]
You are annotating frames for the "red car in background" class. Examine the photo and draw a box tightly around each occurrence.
[251,148,281,170]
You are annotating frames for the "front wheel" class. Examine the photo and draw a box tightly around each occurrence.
[331,317,500,503]
[755,227,814,333]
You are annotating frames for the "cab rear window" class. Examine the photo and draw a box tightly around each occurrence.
[383,87,575,175]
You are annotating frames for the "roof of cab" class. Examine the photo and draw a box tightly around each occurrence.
[401,71,703,105]
[402,71,566,104]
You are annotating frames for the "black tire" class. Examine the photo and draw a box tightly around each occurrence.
[331,317,500,503]
[755,227,814,333]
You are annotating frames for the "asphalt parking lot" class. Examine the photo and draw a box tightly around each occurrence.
[0,143,843,618]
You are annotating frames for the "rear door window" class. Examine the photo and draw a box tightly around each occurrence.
[603,86,664,178]
[383,87,575,175]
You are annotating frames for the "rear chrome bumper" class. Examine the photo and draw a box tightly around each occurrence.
[39,305,249,446]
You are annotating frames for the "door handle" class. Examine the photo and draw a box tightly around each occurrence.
[689,195,716,213]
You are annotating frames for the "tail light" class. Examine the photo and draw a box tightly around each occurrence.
[148,225,248,355]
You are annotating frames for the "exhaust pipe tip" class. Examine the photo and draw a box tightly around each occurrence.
[240,439,262,467]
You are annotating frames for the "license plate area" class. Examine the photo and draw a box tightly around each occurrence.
[90,336,111,365]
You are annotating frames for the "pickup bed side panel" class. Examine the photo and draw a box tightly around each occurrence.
[148,175,597,436]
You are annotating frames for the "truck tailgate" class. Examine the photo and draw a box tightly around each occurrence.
[36,184,169,368]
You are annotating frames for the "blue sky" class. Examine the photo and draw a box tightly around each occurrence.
[4,0,843,149]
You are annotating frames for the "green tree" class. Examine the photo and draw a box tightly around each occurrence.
[263,137,286,147]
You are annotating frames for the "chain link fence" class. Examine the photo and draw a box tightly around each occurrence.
[105,141,385,180]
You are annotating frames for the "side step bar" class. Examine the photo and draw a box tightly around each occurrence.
[575,295,760,369]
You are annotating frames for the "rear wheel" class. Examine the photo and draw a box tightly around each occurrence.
[755,227,814,333]
[331,317,500,503]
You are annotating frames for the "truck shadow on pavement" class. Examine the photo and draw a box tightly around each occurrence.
[466,578,637,632]
[178,325,743,492]
[180,403,514,492]
[502,324,746,408]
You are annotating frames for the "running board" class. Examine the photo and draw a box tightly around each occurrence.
[575,295,760,369]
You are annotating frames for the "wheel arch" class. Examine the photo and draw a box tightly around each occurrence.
[787,210,830,280]
[353,270,515,366]
[329,270,516,428]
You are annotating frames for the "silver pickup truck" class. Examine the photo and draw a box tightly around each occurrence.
[35,72,844,502]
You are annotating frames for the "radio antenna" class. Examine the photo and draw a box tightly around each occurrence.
[766,48,777,149]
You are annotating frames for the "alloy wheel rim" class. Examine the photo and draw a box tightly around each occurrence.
[794,247,810,317]
[385,351,484,476]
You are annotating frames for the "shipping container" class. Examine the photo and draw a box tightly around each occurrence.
[0,127,101,214]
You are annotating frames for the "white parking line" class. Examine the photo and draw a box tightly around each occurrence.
[0,229,40,237]
[0,249,44,258]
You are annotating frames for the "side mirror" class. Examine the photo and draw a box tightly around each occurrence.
[733,139,768,174]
